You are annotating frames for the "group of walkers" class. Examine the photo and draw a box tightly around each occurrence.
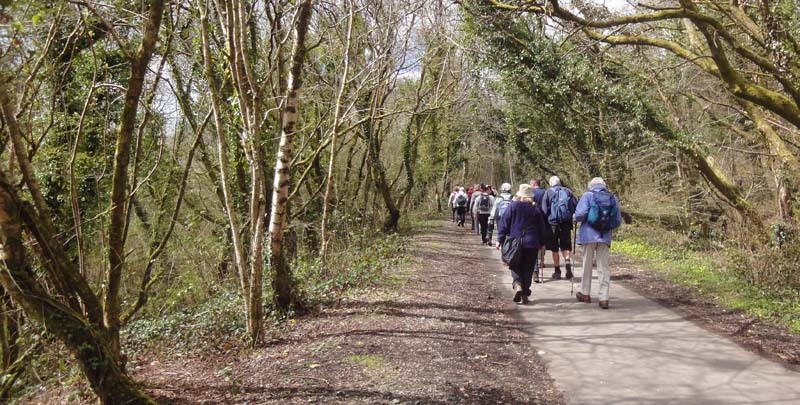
[447,176,622,309]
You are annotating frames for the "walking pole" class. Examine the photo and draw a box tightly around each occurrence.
[571,221,578,296]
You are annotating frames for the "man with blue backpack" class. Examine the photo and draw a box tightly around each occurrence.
[573,177,622,309]
[541,176,578,280]
[488,183,514,245]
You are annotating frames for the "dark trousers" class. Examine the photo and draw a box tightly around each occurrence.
[510,248,538,296]
[456,207,466,226]
[451,207,457,221]
[470,212,475,230]
[477,213,490,242]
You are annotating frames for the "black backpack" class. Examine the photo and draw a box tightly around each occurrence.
[478,194,492,211]
[456,194,467,207]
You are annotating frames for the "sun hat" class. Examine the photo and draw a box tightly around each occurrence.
[516,184,534,199]
[500,182,512,192]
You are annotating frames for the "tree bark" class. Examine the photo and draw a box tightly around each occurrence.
[105,0,165,360]
[0,175,155,404]
[269,0,315,312]
[320,0,354,262]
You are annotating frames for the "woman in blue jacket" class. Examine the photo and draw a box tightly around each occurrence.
[573,177,623,309]
[496,184,547,304]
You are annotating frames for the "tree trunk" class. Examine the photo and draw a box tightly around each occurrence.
[105,0,165,360]
[198,0,253,340]
[320,0,354,262]
[269,0,314,312]
[0,176,155,404]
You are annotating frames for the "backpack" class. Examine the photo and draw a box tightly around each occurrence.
[456,194,467,207]
[495,195,512,220]
[586,190,621,231]
[478,194,492,212]
[548,187,574,225]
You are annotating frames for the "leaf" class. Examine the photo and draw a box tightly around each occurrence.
[32,10,46,25]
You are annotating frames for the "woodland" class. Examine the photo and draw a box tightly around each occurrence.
[0,0,799,403]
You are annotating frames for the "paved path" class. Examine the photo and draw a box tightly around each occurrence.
[479,244,800,404]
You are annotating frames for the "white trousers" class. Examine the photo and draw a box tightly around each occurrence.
[580,242,610,301]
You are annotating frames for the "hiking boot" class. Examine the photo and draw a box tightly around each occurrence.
[552,268,561,280]
[533,271,540,283]
[599,300,609,309]
[512,282,522,303]
[521,294,530,304]
[576,291,591,303]
[565,262,573,280]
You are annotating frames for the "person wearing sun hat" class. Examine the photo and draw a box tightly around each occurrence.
[495,184,547,304]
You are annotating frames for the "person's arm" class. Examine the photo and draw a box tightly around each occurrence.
[614,195,623,225]
[488,197,500,223]
[568,189,578,213]
[541,190,551,216]
[574,192,591,222]
[536,205,547,243]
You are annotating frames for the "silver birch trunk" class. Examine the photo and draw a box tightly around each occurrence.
[269,0,314,311]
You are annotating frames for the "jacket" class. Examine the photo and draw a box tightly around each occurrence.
[471,192,495,215]
[488,192,513,224]
[448,191,458,208]
[497,200,546,249]
[574,185,622,246]
[533,187,545,207]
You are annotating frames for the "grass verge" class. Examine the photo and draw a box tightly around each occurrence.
[612,230,800,333]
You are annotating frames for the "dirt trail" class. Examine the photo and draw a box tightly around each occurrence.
[140,220,564,404]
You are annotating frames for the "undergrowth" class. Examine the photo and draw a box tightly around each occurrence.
[613,225,800,333]
[125,230,409,357]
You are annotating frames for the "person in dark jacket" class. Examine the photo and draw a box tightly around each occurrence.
[496,184,547,304]
[530,178,546,282]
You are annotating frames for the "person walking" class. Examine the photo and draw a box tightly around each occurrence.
[471,184,495,244]
[447,186,460,222]
[573,177,622,309]
[487,183,514,245]
[467,185,476,231]
[496,184,547,304]
[530,178,546,282]
[454,187,468,227]
[541,176,578,280]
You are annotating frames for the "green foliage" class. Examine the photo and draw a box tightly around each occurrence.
[297,232,409,302]
[613,228,800,333]
[124,289,247,356]
[462,11,652,191]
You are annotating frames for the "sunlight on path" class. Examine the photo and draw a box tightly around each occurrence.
[478,243,800,404]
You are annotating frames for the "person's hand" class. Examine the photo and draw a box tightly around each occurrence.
[495,242,501,250]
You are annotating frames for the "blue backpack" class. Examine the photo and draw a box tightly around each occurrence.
[586,190,621,231]
[495,195,512,220]
[548,187,574,225]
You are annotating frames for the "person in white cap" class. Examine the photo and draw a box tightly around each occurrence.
[541,175,578,280]
[573,177,622,309]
